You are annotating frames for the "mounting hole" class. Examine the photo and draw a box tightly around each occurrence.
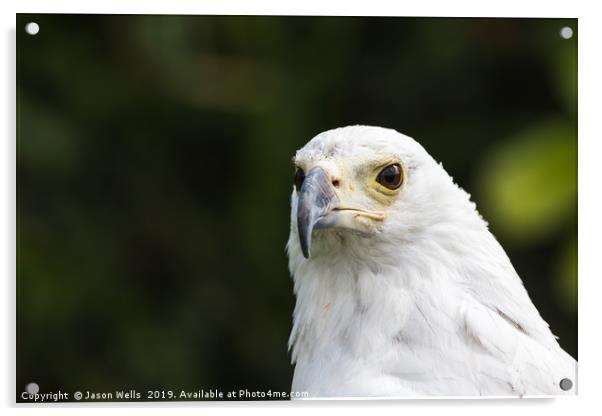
[25,22,39,36]
[559,378,573,391]
[560,26,573,40]
[25,382,39,394]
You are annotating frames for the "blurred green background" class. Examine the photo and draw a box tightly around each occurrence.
[16,15,577,401]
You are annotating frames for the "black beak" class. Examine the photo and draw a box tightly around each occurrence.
[297,167,338,258]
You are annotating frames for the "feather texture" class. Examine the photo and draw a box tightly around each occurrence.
[287,126,576,397]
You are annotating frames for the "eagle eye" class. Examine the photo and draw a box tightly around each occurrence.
[376,163,403,190]
[294,168,305,192]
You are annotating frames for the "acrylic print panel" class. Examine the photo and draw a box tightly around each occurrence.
[16,14,577,402]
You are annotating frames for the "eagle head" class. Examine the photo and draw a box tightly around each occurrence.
[285,126,575,397]
[287,125,472,265]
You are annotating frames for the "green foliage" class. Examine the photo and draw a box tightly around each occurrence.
[555,238,578,313]
[475,24,577,320]
[478,120,576,244]
[16,14,577,398]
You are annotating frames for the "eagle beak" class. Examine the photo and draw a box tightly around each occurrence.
[296,167,387,259]
[297,167,338,258]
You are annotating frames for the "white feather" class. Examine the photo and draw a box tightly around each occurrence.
[287,125,576,397]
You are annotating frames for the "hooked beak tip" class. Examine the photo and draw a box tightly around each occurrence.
[302,247,310,259]
[299,224,312,259]
[296,167,336,260]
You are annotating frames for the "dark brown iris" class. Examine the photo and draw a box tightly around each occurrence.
[376,164,403,190]
[294,168,306,192]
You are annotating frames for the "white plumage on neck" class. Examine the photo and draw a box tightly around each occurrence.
[287,126,576,397]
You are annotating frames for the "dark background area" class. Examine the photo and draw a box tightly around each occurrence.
[16,14,577,401]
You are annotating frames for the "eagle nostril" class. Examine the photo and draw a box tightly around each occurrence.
[332,179,340,188]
